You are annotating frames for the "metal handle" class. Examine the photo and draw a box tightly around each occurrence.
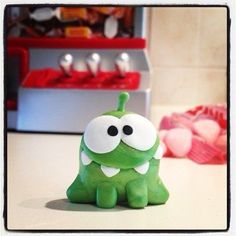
[58,53,74,77]
[86,53,101,77]
[115,52,130,78]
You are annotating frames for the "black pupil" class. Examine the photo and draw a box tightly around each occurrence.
[107,126,118,136]
[123,125,133,135]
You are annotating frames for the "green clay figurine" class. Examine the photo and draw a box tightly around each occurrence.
[67,92,169,209]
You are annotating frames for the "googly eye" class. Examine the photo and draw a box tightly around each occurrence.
[123,125,133,135]
[84,115,121,154]
[121,114,157,151]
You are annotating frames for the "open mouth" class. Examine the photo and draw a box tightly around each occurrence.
[80,145,164,178]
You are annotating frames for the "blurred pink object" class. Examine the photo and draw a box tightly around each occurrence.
[215,134,227,149]
[164,128,192,157]
[192,119,221,144]
[158,104,227,164]
[188,137,225,164]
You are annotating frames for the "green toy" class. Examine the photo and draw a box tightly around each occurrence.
[67,92,169,209]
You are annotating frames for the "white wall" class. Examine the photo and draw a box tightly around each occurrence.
[148,7,227,106]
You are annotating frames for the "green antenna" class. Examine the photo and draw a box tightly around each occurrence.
[117,92,130,112]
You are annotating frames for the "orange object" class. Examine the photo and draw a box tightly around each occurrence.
[87,10,103,25]
[91,7,115,15]
[113,7,126,19]
[65,26,92,38]
[60,7,88,21]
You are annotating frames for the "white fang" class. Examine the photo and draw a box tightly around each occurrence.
[81,151,92,165]
[154,144,164,159]
[101,165,120,177]
[134,162,149,175]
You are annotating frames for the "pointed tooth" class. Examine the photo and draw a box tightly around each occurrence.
[134,162,149,175]
[154,144,164,159]
[81,151,92,165]
[101,165,120,177]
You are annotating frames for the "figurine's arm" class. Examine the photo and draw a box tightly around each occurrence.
[148,177,169,205]
[96,182,117,208]
[66,175,94,203]
[126,178,148,208]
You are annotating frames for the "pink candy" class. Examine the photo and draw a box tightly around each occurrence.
[188,137,223,164]
[164,128,192,157]
[158,104,227,164]
[192,119,221,144]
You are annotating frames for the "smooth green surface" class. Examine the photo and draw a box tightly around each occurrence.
[80,137,159,169]
[67,92,169,209]
[117,92,130,112]
[67,152,169,208]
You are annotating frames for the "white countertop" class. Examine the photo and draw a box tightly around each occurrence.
[6,106,227,230]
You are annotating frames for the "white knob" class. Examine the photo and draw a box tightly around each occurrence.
[115,52,130,78]
[86,53,101,77]
[58,53,73,77]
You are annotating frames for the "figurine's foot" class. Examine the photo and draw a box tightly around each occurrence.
[66,176,93,203]
[96,182,117,208]
[126,178,148,208]
[148,178,169,205]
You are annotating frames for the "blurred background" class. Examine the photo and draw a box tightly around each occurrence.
[6,5,227,162]
[6,6,227,129]
[148,7,227,106]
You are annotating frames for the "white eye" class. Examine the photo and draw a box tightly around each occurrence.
[121,114,157,151]
[84,115,121,154]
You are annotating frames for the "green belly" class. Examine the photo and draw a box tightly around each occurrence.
[79,158,159,201]
[67,158,169,208]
